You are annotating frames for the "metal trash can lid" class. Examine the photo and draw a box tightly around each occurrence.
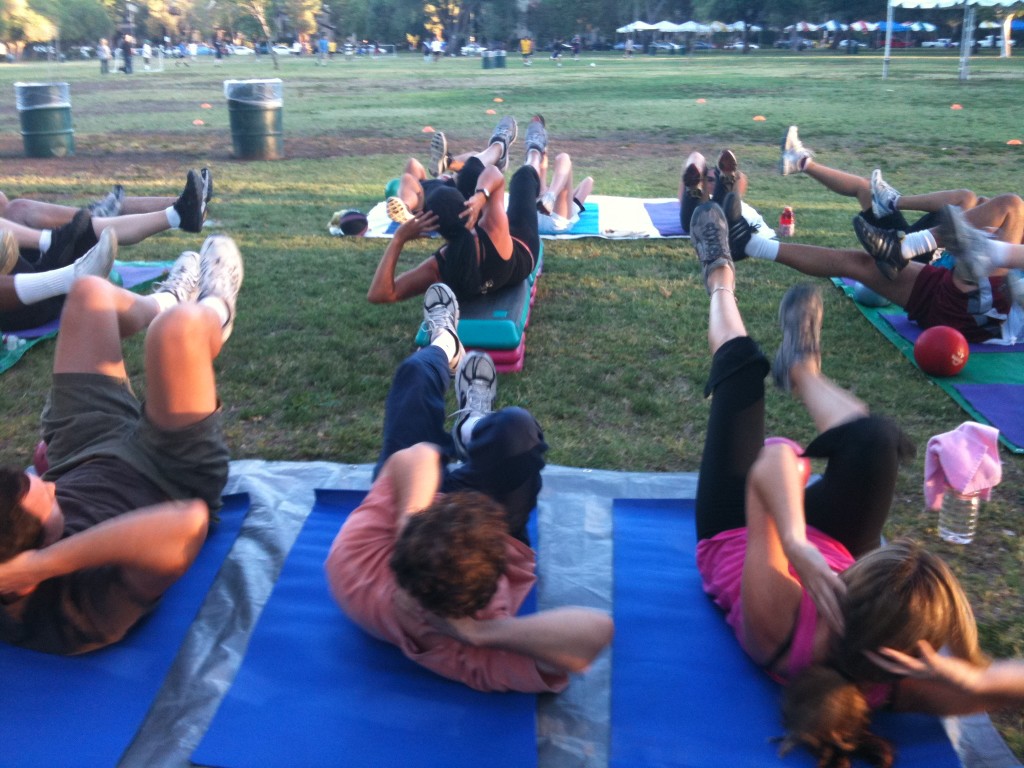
[223,78,283,106]
[14,82,71,110]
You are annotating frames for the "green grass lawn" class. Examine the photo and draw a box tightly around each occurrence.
[1,48,1023,751]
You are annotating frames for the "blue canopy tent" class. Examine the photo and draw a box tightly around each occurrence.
[882,0,1020,79]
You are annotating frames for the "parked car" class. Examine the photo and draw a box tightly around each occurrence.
[723,41,759,50]
[651,41,685,53]
[887,39,913,48]
[774,38,813,50]
[691,41,716,50]
[460,42,487,56]
[838,39,867,49]
[271,44,293,56]
[978,35,1015,48]
[921,38,956,47]
[229,44,255,55]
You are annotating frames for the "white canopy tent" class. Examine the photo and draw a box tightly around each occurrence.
[882,0,1019,80]
[616,20,659,33]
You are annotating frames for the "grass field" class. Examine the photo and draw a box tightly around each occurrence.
[0,48,1022,752]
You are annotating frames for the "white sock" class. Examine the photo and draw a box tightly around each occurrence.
[14,266,74,305]
[199,296,230,327]
[987,239,1012,268]
[38,230,52,253]
[151,291,180,313]
[165,206,181,229]
[746,236,780,261]
[430,329,459,363]
[901,230,936,260]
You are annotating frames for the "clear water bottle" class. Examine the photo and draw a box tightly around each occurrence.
[938,490,980,545]
[778,206,795,237]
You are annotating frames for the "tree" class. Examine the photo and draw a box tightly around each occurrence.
[0,0,57,56]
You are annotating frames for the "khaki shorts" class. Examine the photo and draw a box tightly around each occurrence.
[40,372,229,512]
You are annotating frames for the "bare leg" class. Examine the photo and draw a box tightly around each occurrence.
[962,193,1024,244]
[788,362,869,434]
[0,217,45,250]
[397,158,428,211]
[52,276,162,378]
[706,263,745,355]
[119,196,176,215]
[802,159,871,211]
[898,189,978,214]
[774,241,921,307]
[4,195,175,229]
[91,210,171,245]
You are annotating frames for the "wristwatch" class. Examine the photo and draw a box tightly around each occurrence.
[475,188,490,201]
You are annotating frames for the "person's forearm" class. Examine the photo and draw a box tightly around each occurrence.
[384,444,443,523]
[28,500,207,582]
[367,237,407,303]
[975,660,1024,708]
[462,607,614,674]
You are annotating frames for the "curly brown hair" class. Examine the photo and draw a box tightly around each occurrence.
[0,467,42,563]
[390,491,508,618]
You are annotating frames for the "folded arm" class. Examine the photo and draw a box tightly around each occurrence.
[366,214,442,304]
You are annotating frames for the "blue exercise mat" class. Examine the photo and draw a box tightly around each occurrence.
[194,489,538,768]
[0,492,250,767]
[610,498,959,768]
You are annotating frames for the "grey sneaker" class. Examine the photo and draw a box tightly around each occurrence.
[772,284,823,392]
[173,169,206,233]
[489,115,518,171]
[690,202,734,294]
[72,226,117,279]
[428,131,449,178]
[722,192,753,262]
[153,249,202,304]
[937,204,992,286]
[386,196,414,224]
[422,282,464,372]
[197,235,244,342]
[200,167,214,204]
[870,169,900,219]
[524,114,547,154]
[88,185,125,218]
[0,230,19,276]
[779,125,812,176]
[853,215,905,281]
[452,350,497,461]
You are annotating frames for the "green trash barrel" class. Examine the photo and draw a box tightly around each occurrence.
[224,78,283,160]
[482,51,494,69]
[495,50,507,68]
[14,82,74,158]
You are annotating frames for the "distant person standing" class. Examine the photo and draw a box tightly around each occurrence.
[520,36,533,66]
[97,38,111,74]
[142,40,152,71]
[431,37,443,62]
[188,41,198,61]
[571,35,581,60]
[120,36,134,74]
[213,39,224,66]
[317,34,329,65]
[624,37,635,58]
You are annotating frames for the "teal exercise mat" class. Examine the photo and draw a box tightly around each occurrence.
[832,277,1024,453]
[610,497,960,767]
[0,492,250,767]
[193,489,538,768]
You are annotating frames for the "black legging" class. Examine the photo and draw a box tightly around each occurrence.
[695,336,913,558]
[505,164,541,259]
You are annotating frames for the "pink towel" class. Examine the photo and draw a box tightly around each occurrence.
[924,422,1002,510]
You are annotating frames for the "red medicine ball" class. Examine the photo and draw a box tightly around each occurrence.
[914,326,969,377]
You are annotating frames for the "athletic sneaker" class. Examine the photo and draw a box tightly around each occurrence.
[680,157,706,235]
[451,350,497,461]
[690,202,734,294]
[870,169,901,219]
[779,125,812,176]
[47,208,95,268]
[153,249,202,304]
[721,192,752,262]
[772,284,823,392]
[537,190,557,216]
[174,169,206,233]
[428,131,449,178]
[422,282,464,373]
[197,235,244,342]
[489,115,518,172]
[525,114,547,154]
[853,215,905,281]
[1006,269,1024,309]
[386,196,414,224]
[713,149,739,203]
[200,167,214,204]
[72,227,117,280]
[937,204,992,286]
[88,184,125,218]
[0,230,18,276]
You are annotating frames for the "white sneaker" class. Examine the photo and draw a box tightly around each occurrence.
[870,169,901,219]
[779,125,812,176]
[197,235,244,341]
[938,205,992,286]
[451,351,497,461]
[386,196,413,224]
[422,283,464,372]
[154,249,202,303]
[428,132,449,178]
[72,227,117,279]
